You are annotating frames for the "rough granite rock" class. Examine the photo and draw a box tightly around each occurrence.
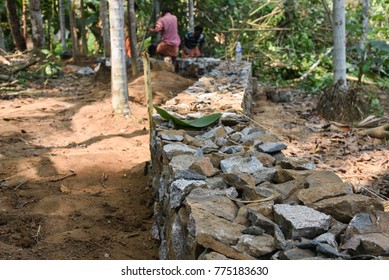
[297,182,353,204]
[220,156,264,174]
[280,157,316,170]
[163,143,201,161]
[312,194,384,223]
[189,157,219,177]
[279,248,316,260]
[186,188,239,222]
[170,179,207,208]
[235,234,275,257]
[274,204,332,239]
[305,171,344,188]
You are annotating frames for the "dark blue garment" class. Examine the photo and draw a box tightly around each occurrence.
[183,31,205,49]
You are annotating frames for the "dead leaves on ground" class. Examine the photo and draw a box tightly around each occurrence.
[278,94,389,197]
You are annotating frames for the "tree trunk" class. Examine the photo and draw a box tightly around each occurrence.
[59,0,67,51]
[80,0,88,55]
[332,0,347,89]
[68,0,79,57]
[358,0,370,83]
[6,0,27,51]
[109,0,131,115]
[48,0,54,51]
[154,0,160,42]
[188,0,194,31]
[0,24,5,51]
[100,0,111,57]
[128,0,138,76]
[0,24,5,50]
[30,0,45,50]
[22,0,28,40]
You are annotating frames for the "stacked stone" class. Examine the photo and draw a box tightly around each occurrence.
[176,57,222,78]
[150,60,388,260]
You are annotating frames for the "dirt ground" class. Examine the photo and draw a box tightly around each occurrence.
[0,65,193,260]
[253,86,389,202]
[0,60,388,260]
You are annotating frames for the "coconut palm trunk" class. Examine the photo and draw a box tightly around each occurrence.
[332,0,347,89]
[109,0,131,115]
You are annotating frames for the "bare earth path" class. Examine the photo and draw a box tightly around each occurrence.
[0,69,192,260]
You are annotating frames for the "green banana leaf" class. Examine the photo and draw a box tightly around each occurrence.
[154,106,222,128]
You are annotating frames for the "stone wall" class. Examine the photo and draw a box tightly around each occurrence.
[150,59,388,260]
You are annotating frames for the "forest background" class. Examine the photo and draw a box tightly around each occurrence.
[1,0,388,98]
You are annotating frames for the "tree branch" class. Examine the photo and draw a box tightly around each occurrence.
[294,47,333,81]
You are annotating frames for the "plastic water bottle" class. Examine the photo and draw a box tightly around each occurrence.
[236,41,242,63]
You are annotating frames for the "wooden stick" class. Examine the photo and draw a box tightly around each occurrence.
[100,173,108,188]
[227,28,291,32]
[48,171,76,182]
[358,124,389,140]
[142,52,154,133]
[361,186,388,201]
[13,180,28,191]
[33,225,42,242]
[13,59,38,73]
[0,54,11,65]
[294,47,333,81]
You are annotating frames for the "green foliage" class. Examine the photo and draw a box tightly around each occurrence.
[36,49,62,79]
[154,106,222,128]
[369,96,384,116]
[1,0,388,92]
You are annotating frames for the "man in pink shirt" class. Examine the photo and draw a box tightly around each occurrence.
[147,7,181,61]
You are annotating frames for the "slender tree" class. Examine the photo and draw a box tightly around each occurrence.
[109,0,131,115]
[30,0,45,50]
[80,0,88,55]
[0,24,5,50]
[188,0,194,31]
[22,0,28,40]
[154,0,160,42]
[59,0,67,51]
[68,0,79,57]
[317,0,369,123]
[358,0,370,83]
[128,0,138,76]
[100,0,110,57]
[6,0,27,51]
[332,0,347,89]
[47,0,55,51]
